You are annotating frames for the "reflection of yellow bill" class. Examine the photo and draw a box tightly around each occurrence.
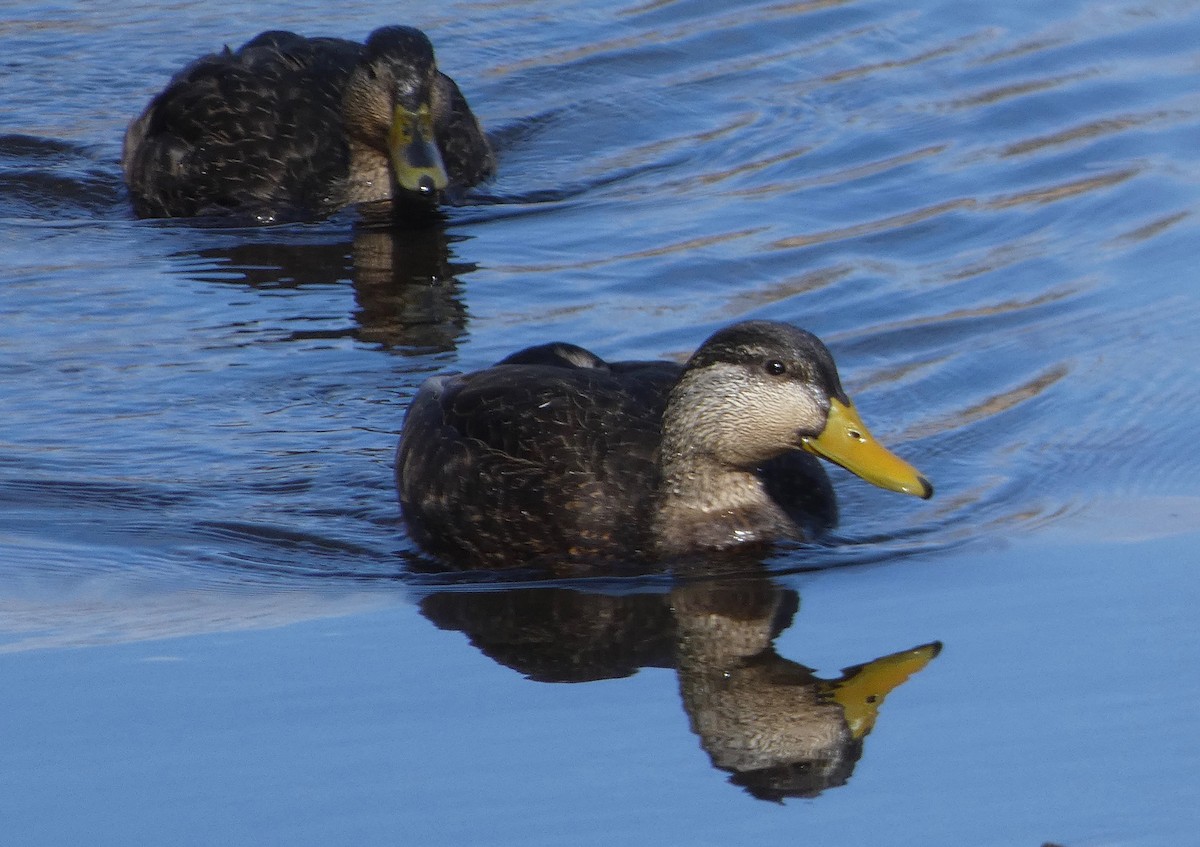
[802,398,932,499]
[388,104,449,194]
[824,641,942,739]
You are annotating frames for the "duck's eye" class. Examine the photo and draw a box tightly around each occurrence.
[764,359,787,376]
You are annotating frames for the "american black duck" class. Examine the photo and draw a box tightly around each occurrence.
[396,320,932,567]
[122,26,494,221]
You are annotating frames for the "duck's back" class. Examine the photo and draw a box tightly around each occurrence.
[122,33,362,220]
[397,350,679,568]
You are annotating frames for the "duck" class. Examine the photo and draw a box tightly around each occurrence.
[122,26,494,222]
[396,320,931,568]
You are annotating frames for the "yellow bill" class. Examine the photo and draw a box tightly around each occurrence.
[388,103,450,195]
[823,641,942,740]
[801,398,932,499]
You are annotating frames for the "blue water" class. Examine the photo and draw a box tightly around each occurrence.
[3,0,1200,843]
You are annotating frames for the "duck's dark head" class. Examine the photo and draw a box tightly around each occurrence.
[346,26,449,196]
[669,320,932,499]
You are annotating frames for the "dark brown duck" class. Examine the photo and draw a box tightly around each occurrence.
[122,26,494,222]
[396,321,931,568]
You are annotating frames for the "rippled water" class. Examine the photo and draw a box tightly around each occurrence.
[3,0,1200,844]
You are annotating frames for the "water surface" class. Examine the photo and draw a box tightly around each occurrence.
[2,0,1200,844]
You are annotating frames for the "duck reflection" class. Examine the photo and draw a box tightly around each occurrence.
[173,218,473,354]
[419,571,939,800]
[348,223,472,353]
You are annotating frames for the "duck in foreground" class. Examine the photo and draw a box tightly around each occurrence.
[396,320,932,568]
[122,26,494,222]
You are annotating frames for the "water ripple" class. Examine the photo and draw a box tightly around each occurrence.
[2,0,1199,595]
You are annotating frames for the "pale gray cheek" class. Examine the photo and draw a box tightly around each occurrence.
[765,383,827,436]
[811,385,832,421]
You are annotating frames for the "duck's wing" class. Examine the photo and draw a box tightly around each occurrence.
[759,452,838,536]
[433,71,495,190]
[122,34,361,219]
[494,341,609,369]
[397,361,676,567]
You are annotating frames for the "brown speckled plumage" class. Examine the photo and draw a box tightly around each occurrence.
[395,321,852,568]
[122,26,493,221]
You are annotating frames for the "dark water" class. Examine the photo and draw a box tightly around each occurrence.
[3,0,1200,843]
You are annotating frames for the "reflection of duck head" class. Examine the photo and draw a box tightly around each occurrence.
[672,580,939,800]
[417,571,939,801]
[123,26,494,222]
[398,321,932,568]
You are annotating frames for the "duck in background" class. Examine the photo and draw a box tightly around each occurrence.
[397,320,932,568]
[123,26,494,222]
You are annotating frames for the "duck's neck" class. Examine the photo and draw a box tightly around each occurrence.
[343,138,394,205]
[652,382,799,557]
[653,465,793,557]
